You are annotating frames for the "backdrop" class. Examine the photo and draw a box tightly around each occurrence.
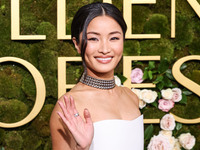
[0,0,200,149]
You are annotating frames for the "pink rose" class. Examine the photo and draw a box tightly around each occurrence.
[160,114,176,131]
[158,99,174,112]
[131,68,143,83]
[171,88,182,102]
[148,134,173,150]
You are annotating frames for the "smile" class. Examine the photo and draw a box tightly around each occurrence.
[95,57,113,64]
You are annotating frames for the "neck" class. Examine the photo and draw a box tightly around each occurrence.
[79,71,116,90]
[86,68,114,80]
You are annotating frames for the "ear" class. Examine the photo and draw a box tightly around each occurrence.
[72,37,81,54]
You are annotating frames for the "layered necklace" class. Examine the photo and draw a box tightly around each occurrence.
[80,72,116,90]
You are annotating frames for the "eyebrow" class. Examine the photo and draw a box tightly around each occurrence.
[87,31,122,35]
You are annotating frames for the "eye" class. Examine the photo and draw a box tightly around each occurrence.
[88,37,99,41]
[110,37,119,40]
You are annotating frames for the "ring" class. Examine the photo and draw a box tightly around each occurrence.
[74,113,79,117]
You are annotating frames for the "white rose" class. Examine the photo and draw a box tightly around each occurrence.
[172,88,182,102]
[159,130,173,138]
[160,114,176,131]
[159,130,176,148]
[148,134,173,150]
[173,139,181,150]
[139,89,158,103]
[139,99,146,109]
[131,88,141,98]
[114,75,121,86]
[178,133,195,150]
[161,88,173,100]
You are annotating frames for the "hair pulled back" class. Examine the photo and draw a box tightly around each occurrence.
[71,2,127,63]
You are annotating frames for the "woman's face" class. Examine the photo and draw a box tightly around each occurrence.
[75,15,124,77]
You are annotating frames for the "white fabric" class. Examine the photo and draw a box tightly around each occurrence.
[89,115,144,150]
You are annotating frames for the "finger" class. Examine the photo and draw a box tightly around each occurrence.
[58,100,71,120]
[57,111,75,132]
[83,108,93,124]
[64,95,70,110]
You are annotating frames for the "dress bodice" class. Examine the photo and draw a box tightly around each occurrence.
[89,115,144,150]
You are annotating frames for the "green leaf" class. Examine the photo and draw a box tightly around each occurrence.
[157,81,164,90]
[153,76,163,84]
[176,123,182,131]
[158,59,169,73]
[151,101,158,108]
[179,93,187,104]
[143,69,148,80]
[165,69,175,80]
[163,77,174,88]
[144,124,154,141]
[116,74,127,84]
[148,61,155,70]
[182,90,193,95]
[180,63,187,70]
[148,70,153,80]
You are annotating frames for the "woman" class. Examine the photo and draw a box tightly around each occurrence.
[50,2,144,150]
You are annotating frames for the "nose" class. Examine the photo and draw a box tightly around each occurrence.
[98,40,111,54]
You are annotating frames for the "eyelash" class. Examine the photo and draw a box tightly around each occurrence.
[110,37,119,40]
[88,38,98,41]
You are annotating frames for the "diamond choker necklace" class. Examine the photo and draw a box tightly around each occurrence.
[80,72,116,90]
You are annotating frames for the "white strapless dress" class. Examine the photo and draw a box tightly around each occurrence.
[89,115,144,150]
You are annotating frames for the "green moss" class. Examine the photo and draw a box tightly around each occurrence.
[185,95,200,119]
[132,6,152,34]
[176,0,198,18]
[0,67,23,99]
[43,74,58,98]
[143,107,165,119]
[30,104,54,137]
[173,14,194,50]
[189,37,200,55]
[0,129,5,144]
[123,40,141,56]
[143,14,170,38]
[21,130,42,150]
[21,73,36,101]
[66,62,84,84]
[140,38,174,62]
[58,41,78,57]
[35,22,60,51]
[39,49,58,75]
[190,70,200,85]
[0,99,28,123]
[5,131,23,150]
[189,124,200,150]
[171,104,186,119]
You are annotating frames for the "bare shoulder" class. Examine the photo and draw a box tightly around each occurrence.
[120,86,139,106]
[50,93,76,150]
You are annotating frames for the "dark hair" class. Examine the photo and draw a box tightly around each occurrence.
[71,2,127,63]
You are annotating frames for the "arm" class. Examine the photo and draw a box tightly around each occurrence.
[50,95,94,150]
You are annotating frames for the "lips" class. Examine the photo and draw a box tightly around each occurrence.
[95,56,113,64]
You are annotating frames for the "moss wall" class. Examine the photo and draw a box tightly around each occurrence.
[0,0,199,149]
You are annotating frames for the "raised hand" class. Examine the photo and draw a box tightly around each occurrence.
[57,95,94,150]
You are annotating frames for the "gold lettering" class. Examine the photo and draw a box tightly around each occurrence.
[11,0,46,40]
[187,0,200,18]
[58,57,82,98]
[171,0,175,38]
[0,57,46,128]
[57,0,71,40]
[123,0,160,39]
[103,0,112,3]
[172,55,200,124]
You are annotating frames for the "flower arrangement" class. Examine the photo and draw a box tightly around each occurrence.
[114,59,197,150]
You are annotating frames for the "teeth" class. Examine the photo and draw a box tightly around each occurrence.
[96,57,112,61]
